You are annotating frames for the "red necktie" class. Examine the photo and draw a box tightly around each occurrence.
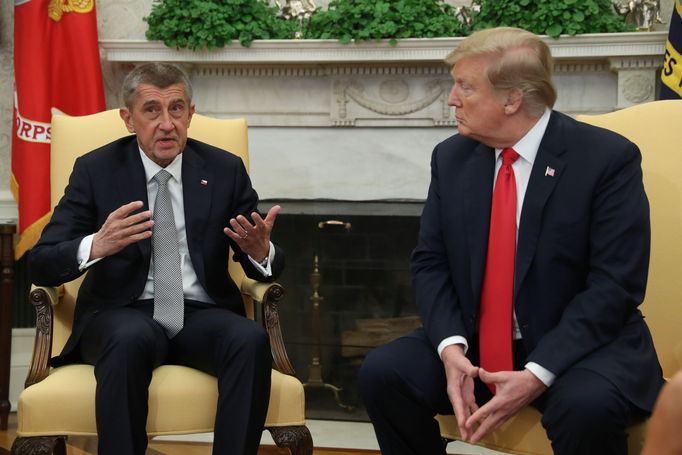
[479,147,520,391]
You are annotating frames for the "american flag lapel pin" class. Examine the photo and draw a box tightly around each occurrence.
[544,166,556,177]
[200,179,208,186]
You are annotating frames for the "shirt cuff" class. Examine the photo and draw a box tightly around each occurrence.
[525,362,556,387]
[248,242,275,277]
[437,335,469,359]
[77,234,103,271]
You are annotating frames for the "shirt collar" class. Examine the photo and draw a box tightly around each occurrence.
[495,108,551,165]
[138,147,183,184]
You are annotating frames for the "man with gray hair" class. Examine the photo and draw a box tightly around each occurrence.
[29,62,283,455]
[359,27,663,455]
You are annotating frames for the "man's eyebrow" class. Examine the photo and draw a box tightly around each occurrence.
[140,98,186,108]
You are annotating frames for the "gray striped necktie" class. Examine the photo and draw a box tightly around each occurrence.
[152,169,184,338]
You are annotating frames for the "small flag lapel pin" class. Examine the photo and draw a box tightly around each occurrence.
[200,179,208,186]
[544,166,555,177]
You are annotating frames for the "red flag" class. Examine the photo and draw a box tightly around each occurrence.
[11,0,105,258]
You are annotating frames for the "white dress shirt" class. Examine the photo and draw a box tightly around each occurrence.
[437,109,556,386]
[77,149,274,304]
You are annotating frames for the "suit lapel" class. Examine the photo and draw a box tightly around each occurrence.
[182,143,213,285]
[462,143,495,303]
[515,112,567,298]
[116,138,151,258]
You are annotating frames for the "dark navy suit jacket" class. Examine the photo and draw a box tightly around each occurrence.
[411,111,663,411]
[29,135,284,366]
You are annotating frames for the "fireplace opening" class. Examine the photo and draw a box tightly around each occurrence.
[265,200,424,421]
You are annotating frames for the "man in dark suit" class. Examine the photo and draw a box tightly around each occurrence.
[359,27,663,455]
[29,62,282,455]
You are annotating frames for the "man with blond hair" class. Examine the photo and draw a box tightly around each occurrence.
[359,27,663,455]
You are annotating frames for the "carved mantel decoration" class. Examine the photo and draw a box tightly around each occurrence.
[98,33,667,203]
[101,32,667,125]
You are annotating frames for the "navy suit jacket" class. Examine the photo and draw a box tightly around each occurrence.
[29,135,284,366]
[411,111,663,411]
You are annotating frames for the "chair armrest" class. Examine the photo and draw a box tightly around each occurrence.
[240,277,275,302]
[24,286,60,387]
[241,278,296,376]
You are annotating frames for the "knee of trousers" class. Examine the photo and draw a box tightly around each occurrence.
[541,388,629,439]
[358,346,400,404]
[98,320,164,363]
[217,323,271,364]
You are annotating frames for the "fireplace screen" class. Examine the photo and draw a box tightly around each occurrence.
[267,205,423,421]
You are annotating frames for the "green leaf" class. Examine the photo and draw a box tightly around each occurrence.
[545,23,562,37]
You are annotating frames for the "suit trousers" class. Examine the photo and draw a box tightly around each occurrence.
[358,328,646,455]
[79,300,272,455]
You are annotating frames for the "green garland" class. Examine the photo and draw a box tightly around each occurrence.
[472,0,635,38]
[145,0,636,50]
[303,0,468,44]
[144,0,297,49]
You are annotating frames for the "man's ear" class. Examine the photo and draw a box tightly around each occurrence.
[119,108,135,133]
[503,89,523,115]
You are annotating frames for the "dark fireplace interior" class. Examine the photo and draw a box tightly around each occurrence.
[265,201,424,421]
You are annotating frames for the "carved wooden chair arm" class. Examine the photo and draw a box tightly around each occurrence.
[241,278,295,376]
[24,286,61,388]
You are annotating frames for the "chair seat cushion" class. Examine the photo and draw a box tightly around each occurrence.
[437,408,647,455]
[17,364,304,437]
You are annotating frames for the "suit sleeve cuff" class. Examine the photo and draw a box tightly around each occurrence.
[437,336,468,359]
[247,242,275,277]
[525,362,556,387]
[77,234,103,271]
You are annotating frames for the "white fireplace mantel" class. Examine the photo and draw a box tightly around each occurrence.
[101,32,667,126]
[98,33,667,202]
[101,32,666,63]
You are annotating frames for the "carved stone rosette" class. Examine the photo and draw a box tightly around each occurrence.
[331,69,453,126]
[609,56,661,108]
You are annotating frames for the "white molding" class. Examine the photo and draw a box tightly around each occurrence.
[97,33,668,201]
[9,328,34,412]
[0,189,18,223]
[100,32,667,64]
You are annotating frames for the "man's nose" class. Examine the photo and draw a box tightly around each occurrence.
[158,111,174,131]
[447,86,461,107]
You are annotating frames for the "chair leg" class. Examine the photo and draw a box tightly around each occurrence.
[268,425,313,455]
[10,436,66,455]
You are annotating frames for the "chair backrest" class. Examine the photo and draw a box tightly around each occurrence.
[577,100,682,379]
[48,109,250,355]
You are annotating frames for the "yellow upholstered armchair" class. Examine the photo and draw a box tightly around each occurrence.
[437,100,682,455]
[11,110,312,455]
